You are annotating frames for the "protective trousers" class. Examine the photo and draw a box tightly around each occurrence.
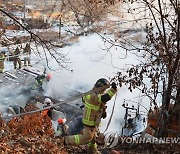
[65,126,100,154]
[24,57,31,66]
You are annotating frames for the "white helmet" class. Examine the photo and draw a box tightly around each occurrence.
[44,98,51,104]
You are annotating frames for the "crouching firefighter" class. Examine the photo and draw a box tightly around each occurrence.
[64,78,117,154]
[42,98,53,119]
[32,73,52,91]
[55,118,68,137]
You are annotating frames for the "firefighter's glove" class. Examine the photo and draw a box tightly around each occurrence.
[96,133,105,145]
[111,82,117,91]
[80,105,84,109]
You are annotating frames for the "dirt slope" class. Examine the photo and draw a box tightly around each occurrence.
[0,104,179,154]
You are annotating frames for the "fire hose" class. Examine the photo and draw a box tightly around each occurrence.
[103,92,118,133]
[1,85,110,120]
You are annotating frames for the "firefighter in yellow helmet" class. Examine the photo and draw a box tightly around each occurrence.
[64,78,117,154]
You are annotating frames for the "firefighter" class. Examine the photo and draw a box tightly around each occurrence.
[23,43,31,66]
[34,73,52,91]
[56,116,84,137]
[55,118,68,137]
[0,50,6,73]
[13,46,21,69]
[64,78,117,154]
[42,98,53,119]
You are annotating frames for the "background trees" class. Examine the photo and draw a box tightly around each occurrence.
[111,0,179,137]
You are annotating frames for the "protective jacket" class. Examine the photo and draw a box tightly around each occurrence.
[56,123,68,137]
[82,87,116,127]
[35,75,45,85]
[34,74,46,91]
[43,105,53,119]
[0,54,5,61]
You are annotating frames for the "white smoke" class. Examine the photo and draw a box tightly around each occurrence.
[1,34,149,135]
[0,82,29,108]
[41,34,149,134]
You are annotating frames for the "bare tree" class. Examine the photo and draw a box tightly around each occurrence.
[63,0,117,32]
[104,0,180,137]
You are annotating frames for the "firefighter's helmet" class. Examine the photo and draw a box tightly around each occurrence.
[94,78,110,88]
[46,73,52,80]
[1,48,7,54]
[44,98,51,104]
[58,118,64,124]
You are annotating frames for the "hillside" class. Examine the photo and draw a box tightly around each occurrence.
[0,104,179,154]
[0,0,179,153]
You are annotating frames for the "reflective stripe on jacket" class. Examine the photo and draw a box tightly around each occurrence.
[35,79,44,87]
[82,88,116,127]
[35,75,46,86]
[0,54,5,61]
